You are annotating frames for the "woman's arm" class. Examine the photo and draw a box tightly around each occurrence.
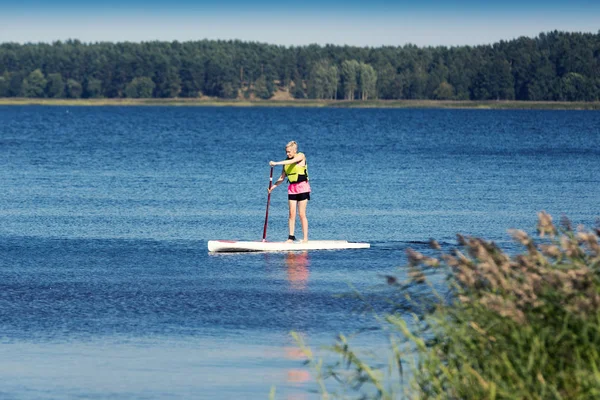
[268,168,286,193]
[269,153,304,166]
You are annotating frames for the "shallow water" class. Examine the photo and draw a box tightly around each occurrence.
[1,106,599,398]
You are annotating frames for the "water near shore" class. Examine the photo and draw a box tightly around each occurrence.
[1,106,598,398]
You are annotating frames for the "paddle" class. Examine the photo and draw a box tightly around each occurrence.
[262,167,274,241]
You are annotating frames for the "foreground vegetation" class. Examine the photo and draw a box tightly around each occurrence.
[1,31,599,102]
[294,213,600,399]
[2,97,600,110]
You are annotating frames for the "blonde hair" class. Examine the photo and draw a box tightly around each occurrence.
[285,141,298,150]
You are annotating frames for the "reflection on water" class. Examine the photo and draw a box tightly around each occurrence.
[284,253,311,398]
[283,253,312,397]
[284,331,311,400]
[286,252,310,291]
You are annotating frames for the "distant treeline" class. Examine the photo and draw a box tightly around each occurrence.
[1,30,599,101]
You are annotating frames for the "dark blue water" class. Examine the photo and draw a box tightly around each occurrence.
[1,106,599,399]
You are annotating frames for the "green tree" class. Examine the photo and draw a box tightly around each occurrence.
[0,72,9,97]
[447,48,474,100]
[504,37,536,99]
[408,68,427,99]
[559,72,592,101]
[7,72,25,97]
[292,71,305,99]
[124,77,155,98]
[154,66,181,98]
[527,54,556,100]
[358,62,377,100]
[472,55,515,100]
[66,79,83,98]
[308,59,330,99]
[204,52,238,98]
[46,73,65,98]
[266,75,276,98]
[22,69,47,97]
[179,54,205,97]
[341,60,359,100]
[326,64,339,99]
[84,77,103,98]
[219,82,237,99]
[393,71,411,99]
[490,57,515,100]
[426,57,449,98]
[376,62,397,99]
[253,75,273,99]
[433,81,455,99]
[471,70,491,100]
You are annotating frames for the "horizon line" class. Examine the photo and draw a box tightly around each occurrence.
[2,29,599,49]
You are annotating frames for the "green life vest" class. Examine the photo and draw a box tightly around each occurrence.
[284,152,308,183]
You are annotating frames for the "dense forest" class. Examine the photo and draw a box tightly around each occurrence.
[1,30,599,101]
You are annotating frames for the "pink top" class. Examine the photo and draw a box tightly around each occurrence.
[288,180,311,195]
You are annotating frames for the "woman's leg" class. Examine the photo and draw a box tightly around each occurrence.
[287,199,297,242]
[298,199,308,242]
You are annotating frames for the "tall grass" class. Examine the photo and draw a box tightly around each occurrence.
[294,212,600,399]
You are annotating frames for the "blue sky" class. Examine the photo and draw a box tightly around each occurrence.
[1,0,599,47]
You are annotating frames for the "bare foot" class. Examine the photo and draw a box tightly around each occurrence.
[301,239,309,243]
[286,239,294,243]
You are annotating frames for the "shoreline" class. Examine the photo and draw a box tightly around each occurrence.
[1,98,599,110]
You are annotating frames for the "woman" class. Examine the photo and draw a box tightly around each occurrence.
[268,141,311,243]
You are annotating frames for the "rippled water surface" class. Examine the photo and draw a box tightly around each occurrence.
[1,106,599,399]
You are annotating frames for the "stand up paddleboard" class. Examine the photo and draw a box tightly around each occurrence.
[208,167,370,253]
[208,240,370,253]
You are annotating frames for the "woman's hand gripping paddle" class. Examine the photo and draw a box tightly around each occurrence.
[262,167,274,242]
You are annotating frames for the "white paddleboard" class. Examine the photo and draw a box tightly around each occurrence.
[208,240,370,253]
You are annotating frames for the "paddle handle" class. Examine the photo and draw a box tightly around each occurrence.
[262,167,274,241]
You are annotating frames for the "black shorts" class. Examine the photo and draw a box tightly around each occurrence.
[288,192,310,201]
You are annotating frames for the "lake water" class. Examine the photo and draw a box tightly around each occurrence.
[0,106,599,399]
